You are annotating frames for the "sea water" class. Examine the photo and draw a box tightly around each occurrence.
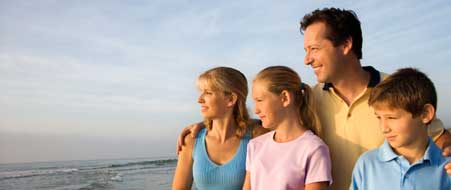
[0,157,177,190]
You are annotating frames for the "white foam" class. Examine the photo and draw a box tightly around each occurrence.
[110,173,123,182]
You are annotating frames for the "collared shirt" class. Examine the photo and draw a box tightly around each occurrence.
[350,138,451,190]
[313,66,445,190]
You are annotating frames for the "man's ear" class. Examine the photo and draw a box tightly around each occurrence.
[421,104,435,124]
[342,37,353,55]
[226,93,238,107]
[280,90,292,107]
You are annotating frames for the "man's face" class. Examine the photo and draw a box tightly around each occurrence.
[303,22,345,83]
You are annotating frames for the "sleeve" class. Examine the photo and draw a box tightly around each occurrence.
[246,141,253,172]
[304,144,333,185]
[350,157,364,190]
[428,118,445,141]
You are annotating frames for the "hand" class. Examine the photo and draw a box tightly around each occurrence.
[443,146,451,175]
[176,122,204,155]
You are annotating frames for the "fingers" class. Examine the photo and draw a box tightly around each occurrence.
[176,125,195,155]
[190,123,203,138]
[442,146,451,157]
[176,138,182,155]
[443,146,451,175]
[445,162,451,175]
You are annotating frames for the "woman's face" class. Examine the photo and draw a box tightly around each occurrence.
[197,81,230,120]
[252,80,284,129]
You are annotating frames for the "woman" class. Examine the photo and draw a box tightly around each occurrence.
[172,67,267,190]
[243,66,332,190]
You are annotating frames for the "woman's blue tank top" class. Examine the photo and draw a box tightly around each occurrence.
[192,127,251,190]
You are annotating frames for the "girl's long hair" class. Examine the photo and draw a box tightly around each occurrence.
[254,66,321,137]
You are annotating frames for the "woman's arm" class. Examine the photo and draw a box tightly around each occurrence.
[172,135,195,190]
[242,171,251,190]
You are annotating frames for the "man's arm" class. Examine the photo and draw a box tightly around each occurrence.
[176,122,205,155]
[435,128,451,150]
[437,129,451,175]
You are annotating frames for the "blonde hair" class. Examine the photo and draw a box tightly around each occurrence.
[197,67,249,138]
[254,66,321,137]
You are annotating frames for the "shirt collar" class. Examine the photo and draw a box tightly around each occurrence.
[378,140,399,162]
[378,137,438,164]
[322,66,381,90]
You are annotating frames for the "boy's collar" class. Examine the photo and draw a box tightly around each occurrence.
[322,66,381,90]
[378,138,438,165]
[378,140,398,162]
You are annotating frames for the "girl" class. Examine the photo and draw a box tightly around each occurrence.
[173,67,267,190]
[243,66,332,190]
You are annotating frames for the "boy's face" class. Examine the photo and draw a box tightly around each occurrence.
[373,104,428,150]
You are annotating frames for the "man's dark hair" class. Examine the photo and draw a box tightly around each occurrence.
[300,7,363,59]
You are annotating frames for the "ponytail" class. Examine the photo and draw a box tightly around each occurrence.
[298,83,321,138]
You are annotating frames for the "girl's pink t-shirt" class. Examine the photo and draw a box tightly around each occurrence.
[246,130,332,190]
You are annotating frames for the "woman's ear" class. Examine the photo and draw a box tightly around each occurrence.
[226,93,238,107]
[280,90,292,107]
[421,104,435,124]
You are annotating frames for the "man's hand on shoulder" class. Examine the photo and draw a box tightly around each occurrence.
[176,122,204,155]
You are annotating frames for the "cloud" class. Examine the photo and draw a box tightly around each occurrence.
[1,0,450,163]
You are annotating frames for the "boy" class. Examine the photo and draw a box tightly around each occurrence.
[350,68,450,190]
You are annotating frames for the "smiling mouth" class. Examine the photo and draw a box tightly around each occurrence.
[386,136,396,141]
[312,65,322,71]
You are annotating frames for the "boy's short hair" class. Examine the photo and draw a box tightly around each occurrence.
[368,68,437,117]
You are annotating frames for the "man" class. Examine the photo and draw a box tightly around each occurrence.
[300,8,450,189]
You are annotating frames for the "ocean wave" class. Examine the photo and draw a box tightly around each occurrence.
[110,173,123,182]
[108,158,177,168]
[78,181,112,190]
[0,167,79,180]
[0,158,177,181]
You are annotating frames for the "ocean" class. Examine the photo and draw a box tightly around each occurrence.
[0,157,177,190]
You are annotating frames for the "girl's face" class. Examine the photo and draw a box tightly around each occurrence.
[197,81,230,120]
[252,80,284,129]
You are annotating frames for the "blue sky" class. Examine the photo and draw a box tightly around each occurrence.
[1,0,450,164]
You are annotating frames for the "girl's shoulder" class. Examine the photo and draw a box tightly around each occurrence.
[249,130,274,145]
[298,130,329,151]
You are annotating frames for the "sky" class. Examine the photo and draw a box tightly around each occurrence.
[1,0,450,164]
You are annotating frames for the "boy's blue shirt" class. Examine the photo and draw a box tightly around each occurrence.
[350,137,451,190]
